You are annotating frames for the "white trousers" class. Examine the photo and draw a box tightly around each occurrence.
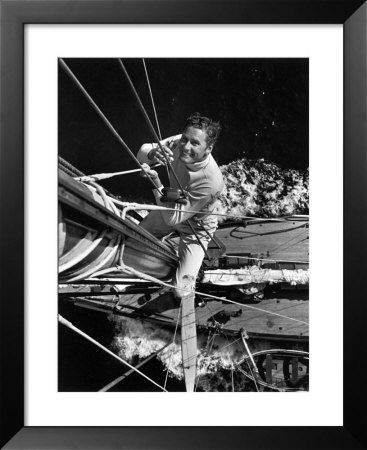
[140,211,211,299]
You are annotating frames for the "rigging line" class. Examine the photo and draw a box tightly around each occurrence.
[164,301,182,390]
[99,342,170,392]
[142,59,162,141]
[187,219,210,260]
[197,220,223,251]
[142,59,170,181]
[223,333,235,392]
[195,329,218,392]
[74,164,162,182]
[120,264,309,325]
[233,300,309,327]
[266,229,309,255]
[223,254,309,265]
[230,222,308,238]
[58,314,167,392]
[194,318,217,392]
[246,359,260,392]
[234,334,260,392]
[268,236,309,259]
[118,59,187,197]
[58,156,85,177]
[112,198,305,224]
[59,58,160,190]
[220,337,242,352]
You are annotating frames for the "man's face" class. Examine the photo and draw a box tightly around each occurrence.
[178,126,213,164]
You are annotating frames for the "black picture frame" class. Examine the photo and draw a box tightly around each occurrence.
[1,1,366,449]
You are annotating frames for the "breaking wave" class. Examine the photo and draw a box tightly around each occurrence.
[218,158,309,221]
[109,315,274,391]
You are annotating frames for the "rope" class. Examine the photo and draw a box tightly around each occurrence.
[233,333,260,392]
[59,163,80,178]
[269,236,309,258]
[186,219,210,260]
[241,331,258,370]
[58,156,85,177]
[118,59,187,197]
[195,328,218,392]
[223,254,309,265]
[58,314,167,391]
[142,59,170,181]
[219,337,242,352]
[99,342,170,392]
[142,59,162,141]
[245,360,260,392]
[74,164,162,183]
[223,333,236,392]
[163,302,182,390]
[112,199,309,224]
[59,59,161,190]
[267,229,309,255]
[231,222,307,238]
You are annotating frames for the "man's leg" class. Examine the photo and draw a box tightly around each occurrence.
[139,210,173,238]
[173,232,211,299]
[123,211,175,278]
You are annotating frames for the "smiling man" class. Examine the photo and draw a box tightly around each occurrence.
[137,112,224,300]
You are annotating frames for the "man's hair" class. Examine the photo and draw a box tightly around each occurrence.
[185,112,221,146]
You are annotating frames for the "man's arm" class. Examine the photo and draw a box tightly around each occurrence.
[153,181,216,227]
[137,135,181,165]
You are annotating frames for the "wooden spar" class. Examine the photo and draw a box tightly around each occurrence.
[180,293,197,392]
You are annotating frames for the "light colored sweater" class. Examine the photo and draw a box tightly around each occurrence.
[137,135,224,234]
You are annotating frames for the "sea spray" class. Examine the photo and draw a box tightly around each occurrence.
[219,159,309,220]
[117,158,309,223]
[109,315,250,382]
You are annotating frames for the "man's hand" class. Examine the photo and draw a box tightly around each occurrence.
[140,163,163,189]
[148,144,174,165]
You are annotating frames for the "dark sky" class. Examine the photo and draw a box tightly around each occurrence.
[59,58,308,197]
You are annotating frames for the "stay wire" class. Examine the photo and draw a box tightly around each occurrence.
[58,59,160,190]
[142,58,170,181]
[163,301,182,390]
[142,58,162,141]
[118,59,187,197]
[235,334,260,392]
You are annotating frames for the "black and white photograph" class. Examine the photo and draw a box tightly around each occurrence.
[58,57,309,393]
